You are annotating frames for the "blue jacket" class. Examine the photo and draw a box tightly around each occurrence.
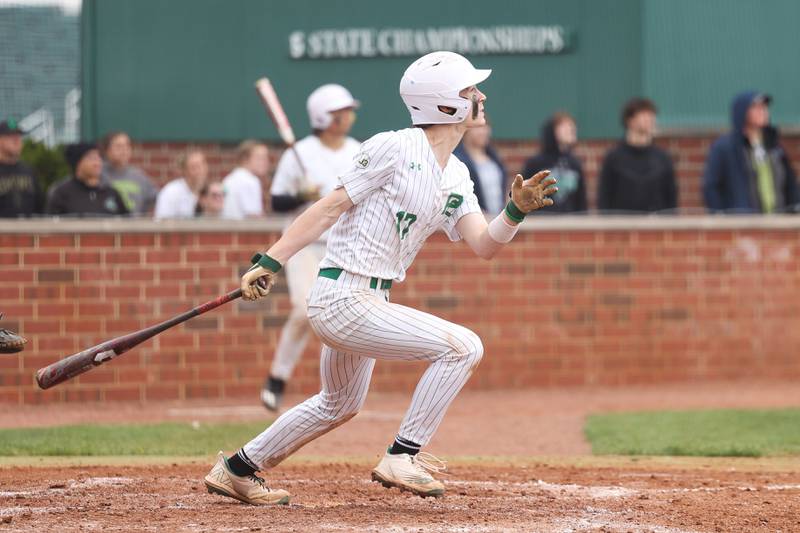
[453,142,508,213]
[703,91,798,213]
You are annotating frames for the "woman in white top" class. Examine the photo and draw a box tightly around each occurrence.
[153,149,208,220]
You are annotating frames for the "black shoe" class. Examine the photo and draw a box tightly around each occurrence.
[260,376,285,411]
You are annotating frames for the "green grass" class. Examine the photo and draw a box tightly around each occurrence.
[0,421,271,456]
[585,408,800,457]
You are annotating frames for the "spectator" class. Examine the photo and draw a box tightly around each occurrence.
[453,119,507,214]
[523,112,587,213]
[154,149,209,219]
[0,118,43,217]
[46,143,129,217]
[221,140,269,219]
[703,91,798,213]
[100,131,158,215]
[196,181,225,217]
[597,98,678,213]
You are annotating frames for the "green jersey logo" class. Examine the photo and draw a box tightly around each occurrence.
[442,193,464,216]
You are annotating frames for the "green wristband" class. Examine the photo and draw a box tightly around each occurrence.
[250,252,282,273]
[504,200,526,224]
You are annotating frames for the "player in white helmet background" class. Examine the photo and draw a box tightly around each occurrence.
[262,84,361,411]
[204,51,557,505]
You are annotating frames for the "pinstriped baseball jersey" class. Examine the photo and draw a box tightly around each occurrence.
[320,127,481,282]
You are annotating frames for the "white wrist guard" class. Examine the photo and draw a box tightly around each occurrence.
[487,212,520,243]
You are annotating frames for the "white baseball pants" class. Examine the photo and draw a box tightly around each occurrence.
[242,271,484,469]
[270,242,327,381]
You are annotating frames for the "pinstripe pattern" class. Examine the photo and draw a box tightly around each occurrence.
[242,275,483,468]
[241,126,487,470]
[321,127,481,281]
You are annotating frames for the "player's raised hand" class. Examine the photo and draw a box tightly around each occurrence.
[510,171,558,212]
[241,265,277,301]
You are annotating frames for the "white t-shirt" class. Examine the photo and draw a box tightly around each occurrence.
[270,135,361,240]
[153,178,198,220]
[270,135,361,199]
[320,128,481,282]
[221,167,263,219]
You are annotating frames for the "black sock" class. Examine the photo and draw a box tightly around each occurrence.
[266,376,286,394]
[226,450,257,477]
[389,436,421,456]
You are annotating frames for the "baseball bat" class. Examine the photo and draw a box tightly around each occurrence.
[35,288,242,390]
[254,77,311,185]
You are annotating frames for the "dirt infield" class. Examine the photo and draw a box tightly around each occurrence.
[1,382,800,532]
[1,459,799,532]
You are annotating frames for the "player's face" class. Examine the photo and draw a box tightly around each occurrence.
[460,85,487,128]
[464,123,491,148]
[0,134,23,161]
[328,107,356,136]
[106,133,132,167]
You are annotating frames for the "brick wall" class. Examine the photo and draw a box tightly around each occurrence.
[2,218,799,405]
[131,133,800,212]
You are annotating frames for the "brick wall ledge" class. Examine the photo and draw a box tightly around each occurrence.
[2,215,800,235]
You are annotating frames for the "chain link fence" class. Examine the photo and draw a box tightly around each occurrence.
[0,1,80,146]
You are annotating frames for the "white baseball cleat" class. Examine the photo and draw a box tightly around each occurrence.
[371,449,446,498]
[204,451,290,506]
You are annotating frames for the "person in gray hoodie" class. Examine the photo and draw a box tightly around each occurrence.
[100,130,158,215]
[703,91,798,213]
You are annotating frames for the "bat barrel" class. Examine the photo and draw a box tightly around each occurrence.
[35,344,115,389]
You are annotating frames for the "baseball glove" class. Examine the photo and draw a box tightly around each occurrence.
[0,314,27,354]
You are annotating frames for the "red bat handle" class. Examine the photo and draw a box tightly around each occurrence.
[35,288,242,390]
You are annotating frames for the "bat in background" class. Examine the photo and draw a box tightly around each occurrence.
[35,288,242,390]
[254,77,314,193]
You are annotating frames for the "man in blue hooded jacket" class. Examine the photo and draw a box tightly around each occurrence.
[703,92,798,213]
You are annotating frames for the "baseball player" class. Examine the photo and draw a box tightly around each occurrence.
[204,51,557,505]
[261,84,361,411]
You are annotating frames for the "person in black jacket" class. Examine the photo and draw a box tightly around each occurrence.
[0,118,43,217]
[597,98,678,213]
[46,143,129,217]
[453,121,507,214]
[523,112,587,213]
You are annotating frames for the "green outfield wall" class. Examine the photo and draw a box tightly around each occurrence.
[80,0,800,142]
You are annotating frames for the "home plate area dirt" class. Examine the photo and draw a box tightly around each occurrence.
[1,462,799,532]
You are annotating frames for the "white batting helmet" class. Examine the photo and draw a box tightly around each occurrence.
[306,84,360,130]
[399,51,491,125]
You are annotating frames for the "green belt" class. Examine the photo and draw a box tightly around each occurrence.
[319,267,392,290]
